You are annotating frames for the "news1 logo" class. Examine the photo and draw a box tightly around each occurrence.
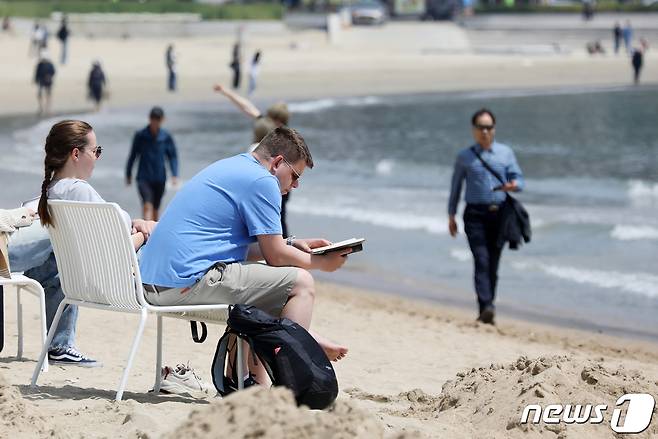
[520,393,655,433]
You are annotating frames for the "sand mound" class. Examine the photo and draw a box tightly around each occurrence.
[386,355,658,438]
[0,372,65,438]
[168,386,385,439]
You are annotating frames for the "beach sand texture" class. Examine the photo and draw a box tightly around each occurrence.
[1,284,658,438]
[1,16,658,438]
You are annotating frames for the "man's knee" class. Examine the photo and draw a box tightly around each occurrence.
[292,269,315,299]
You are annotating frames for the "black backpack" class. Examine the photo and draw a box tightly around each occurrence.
[208,304,339,410]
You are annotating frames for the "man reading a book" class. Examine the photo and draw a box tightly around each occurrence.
[138,127,349,385]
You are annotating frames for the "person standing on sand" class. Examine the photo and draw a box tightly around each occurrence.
[56,16,70,65]
[125,107,179,221]
[34,52,55,116]
[247,50,262,96]
[613,22,622,55]
[230,43,241,90]
[622,20,633,54]
[631,46,644,85]
[165,44,176,92]
[87,61,106,112]
[447,109,524,325]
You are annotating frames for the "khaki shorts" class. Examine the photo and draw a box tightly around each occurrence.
[144,262,298,317]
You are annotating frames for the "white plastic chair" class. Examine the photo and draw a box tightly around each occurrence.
[0,273,48,372]
[31,200,243,401]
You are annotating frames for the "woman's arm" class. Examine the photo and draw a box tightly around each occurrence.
[131,232,145,251]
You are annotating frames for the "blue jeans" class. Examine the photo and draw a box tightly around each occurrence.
[9,224,77,351]
[464,204,504,314]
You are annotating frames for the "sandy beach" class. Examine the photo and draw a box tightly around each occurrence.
[1,19,657,116]
[1,16,658,438]
[1,283,658,438]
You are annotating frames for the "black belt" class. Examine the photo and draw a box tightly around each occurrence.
[467,203,501,212]
[143,284,173,294]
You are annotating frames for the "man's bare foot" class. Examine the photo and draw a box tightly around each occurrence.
[310,331,348,362]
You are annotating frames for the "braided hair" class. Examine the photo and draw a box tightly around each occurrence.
[38,120,93,226]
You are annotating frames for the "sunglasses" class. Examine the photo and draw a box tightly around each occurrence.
[475,124,495,132]
[282,157,301,182]
[86,145,103,158]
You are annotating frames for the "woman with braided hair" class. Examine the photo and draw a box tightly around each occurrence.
[30,120,156,366]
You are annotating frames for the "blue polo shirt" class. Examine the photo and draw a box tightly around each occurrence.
[448,142,524,216]
[126,126,178,183]
[139,153,282,288]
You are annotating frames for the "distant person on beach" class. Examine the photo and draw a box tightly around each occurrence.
[448,109,524,325]
[34,53,55,116]
[56,16,70,65]
[25,119,157,366]
[613,22,622,54]
[126,106,179,221]
[87,61,107,112]
[631,47,644,84]
[622,20,633,53]
[581,0,594,21]
[29,22,42,57]
[230,43,241,90]
[138,126,349,387]
[213,83,292,237]
[248,50,262,96]
[165,44,176,92]
[2,16,11,33]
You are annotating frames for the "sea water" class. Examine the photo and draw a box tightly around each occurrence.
[1,86,656,340]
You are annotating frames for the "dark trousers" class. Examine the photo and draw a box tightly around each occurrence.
[167,69,176,91]
[464,204,504,314]
[281,192,290,238]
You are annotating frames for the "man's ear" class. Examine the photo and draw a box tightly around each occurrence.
[271,155,284,170]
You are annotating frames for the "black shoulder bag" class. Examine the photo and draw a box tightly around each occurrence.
[470,146,531,249]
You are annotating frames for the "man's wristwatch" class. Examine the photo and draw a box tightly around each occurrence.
[286,235,296,246]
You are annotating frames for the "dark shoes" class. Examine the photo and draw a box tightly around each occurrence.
[477,306,495,325]
[219,374,259,397]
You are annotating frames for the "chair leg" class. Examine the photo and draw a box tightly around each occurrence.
[116,308,148,401]
[31,300,66,387]
[16,286,23,360]
[237,340,244,390]
[37,286,48,372]
[153,315,163,393]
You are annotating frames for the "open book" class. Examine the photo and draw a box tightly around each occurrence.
[310,238,365,255]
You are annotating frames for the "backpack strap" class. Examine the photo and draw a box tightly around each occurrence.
[470,146,507,186]
[211,330,232,395]
[190,321,207,343]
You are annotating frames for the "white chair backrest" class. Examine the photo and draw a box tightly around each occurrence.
[47,200,143,310]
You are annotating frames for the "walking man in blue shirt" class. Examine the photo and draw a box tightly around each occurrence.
[448,109,524,325]
[126,106,179,221]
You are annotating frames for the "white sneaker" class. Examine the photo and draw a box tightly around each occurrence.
[159,363,213,395]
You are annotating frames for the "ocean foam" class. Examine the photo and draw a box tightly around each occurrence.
[610,225,658,241]
[288,203,446,235]
[513,261,658,299]
[288,96,381,113]
[628,180,658,203]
